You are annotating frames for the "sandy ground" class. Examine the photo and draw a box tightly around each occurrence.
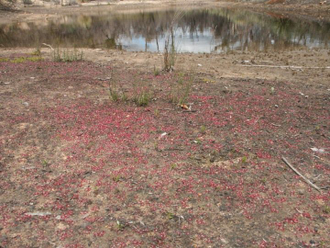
[85,48,330,87]
[1,46,329,89]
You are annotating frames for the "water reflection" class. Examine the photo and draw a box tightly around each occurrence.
[0,9,329,53]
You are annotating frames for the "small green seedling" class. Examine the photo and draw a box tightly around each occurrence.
[170,163,177,170]
[323,205,330,214]
[200,125,206,134]
[112,175,122,182]
[116,220,125,230]
[270,87,275,95]
[166,212,175,220]
[42,160,49,167]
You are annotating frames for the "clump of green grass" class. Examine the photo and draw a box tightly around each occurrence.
[21,56,43,63]
[109,87,120,102]
[134,90,151,107]
[132,75,153,107]
[108,78,127,102]
[0,58,9,62]
[52,48,83,62]
[0,56,43,63]
[153,65,160,76]
[12,57,28,63]
[168,72,192,105]
[108,72,153,107]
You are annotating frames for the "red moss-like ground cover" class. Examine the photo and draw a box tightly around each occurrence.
[0,56,329,247]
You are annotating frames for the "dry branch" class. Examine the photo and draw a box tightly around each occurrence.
[240,65,330,69]
[282,157,321,192]
[42,43,54,51]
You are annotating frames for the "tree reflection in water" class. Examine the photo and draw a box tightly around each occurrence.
[0,8,329,52]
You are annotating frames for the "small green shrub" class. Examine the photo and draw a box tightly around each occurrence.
[27,56,43,62]
[109,87,120,102]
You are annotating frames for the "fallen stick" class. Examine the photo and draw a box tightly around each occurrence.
[240,64,330,69]
[271,123,281,127]
[42,43,54,51]
[282,157,321,192]
[182,110,197,113]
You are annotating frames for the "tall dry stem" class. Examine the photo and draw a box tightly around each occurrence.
[163,11,184,72]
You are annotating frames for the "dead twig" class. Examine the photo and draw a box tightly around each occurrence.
[240,64,330,69]
[42,43,54,51]
[282,157,321,192]
[271,123,281,127]
[182,110,197,113]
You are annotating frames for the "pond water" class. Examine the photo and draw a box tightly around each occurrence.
[1,8,330,53]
